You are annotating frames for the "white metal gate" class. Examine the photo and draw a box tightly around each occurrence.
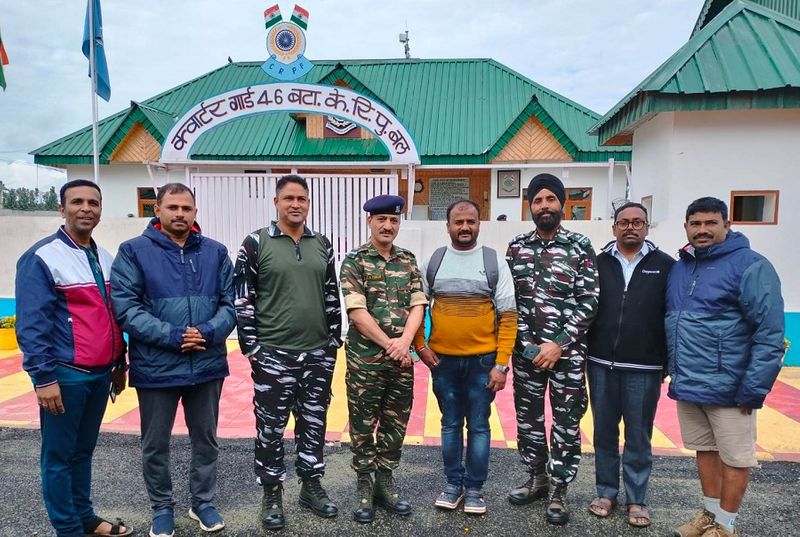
[189,173,398,265]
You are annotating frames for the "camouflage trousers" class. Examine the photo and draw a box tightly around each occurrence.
[250,345,336,484]
[511,352,588,485]
[345,353,414,474]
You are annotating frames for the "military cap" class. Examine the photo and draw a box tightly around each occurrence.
[363,194,405,215]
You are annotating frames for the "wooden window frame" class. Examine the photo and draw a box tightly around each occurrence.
[729,190,779,225]
[564,187,592,221]
[137,187,156,218]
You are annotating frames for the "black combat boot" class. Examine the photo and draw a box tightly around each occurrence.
[261,483,285,531]
[299,477,338,518]
[353,472,375,523]
[507,472,549,505]
[545,482,569,525]
[374,468,412,516]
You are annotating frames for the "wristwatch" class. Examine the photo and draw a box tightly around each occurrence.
[494,364,509,374]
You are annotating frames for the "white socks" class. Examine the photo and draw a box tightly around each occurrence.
[703,497,737,532]
[703,496,721,519]
[717,507,738,531]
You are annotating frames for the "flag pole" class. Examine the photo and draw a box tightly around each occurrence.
[89,0,100,185]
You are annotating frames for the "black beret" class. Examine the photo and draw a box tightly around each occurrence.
[526,173,566,207]
[363,195,404,215]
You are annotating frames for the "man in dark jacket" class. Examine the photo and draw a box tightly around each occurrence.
[586,202,674,528]
[667,197,784,537]
[111,183,236,537]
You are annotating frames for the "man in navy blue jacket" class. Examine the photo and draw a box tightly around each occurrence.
[666,197,784,537]
[587,202,674,529]
[111,183,236,537]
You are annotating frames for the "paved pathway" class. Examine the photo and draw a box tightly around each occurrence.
[2,343,799,461]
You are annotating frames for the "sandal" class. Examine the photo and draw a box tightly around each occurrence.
[588,497,617,518]
[627,504,651,528]
[82,516,134,536]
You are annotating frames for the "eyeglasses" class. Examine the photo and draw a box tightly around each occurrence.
[614,219,648,230]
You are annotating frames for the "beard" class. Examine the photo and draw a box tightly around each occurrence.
[533,210,562,232]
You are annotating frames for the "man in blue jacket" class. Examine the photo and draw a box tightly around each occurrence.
[111,183,236,537]
[666,197,784,537]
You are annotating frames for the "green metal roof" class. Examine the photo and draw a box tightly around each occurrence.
[33,58,629,165]
[694,0,800,36]
[591,0,800,145]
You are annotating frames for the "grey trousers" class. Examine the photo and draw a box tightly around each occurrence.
[137,379,223,514]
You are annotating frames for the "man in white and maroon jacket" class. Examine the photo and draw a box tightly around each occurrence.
[16,179,130,537]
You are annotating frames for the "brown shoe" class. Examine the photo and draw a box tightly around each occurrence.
[671,509,717,537]
[507,473,549,505]
[701,522,739,537]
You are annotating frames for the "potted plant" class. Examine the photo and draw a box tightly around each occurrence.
[0,315,17,350]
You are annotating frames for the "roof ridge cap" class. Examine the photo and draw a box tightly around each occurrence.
[486,58,602,119]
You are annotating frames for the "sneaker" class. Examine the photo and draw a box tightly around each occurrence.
[463,488,487,515]
[299,477,338,518]
[434,484,464,510]
[149,511,175,537]
[701,523,738,537]
[189,506,225,532]
[672,509,717,537]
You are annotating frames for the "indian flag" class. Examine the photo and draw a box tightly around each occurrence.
[290,5,309,30]
[0,26,8,91]
[264,4,282,30]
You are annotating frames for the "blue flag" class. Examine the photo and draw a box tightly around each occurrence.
[82,0,110,101]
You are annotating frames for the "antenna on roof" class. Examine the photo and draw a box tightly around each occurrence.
[399,29,410,59]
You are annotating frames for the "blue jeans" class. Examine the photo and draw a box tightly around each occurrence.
[40,368,111,537]
[431,353,496,490]
[587,362,662,505]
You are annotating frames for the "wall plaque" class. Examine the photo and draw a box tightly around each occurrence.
[429,178,470,220]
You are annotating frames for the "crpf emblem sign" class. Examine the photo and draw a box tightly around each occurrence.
[261,4,314,81]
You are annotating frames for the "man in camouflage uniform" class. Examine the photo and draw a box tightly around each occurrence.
[234,175,342,531]
[506,173,599,525]
[339,194,427,524]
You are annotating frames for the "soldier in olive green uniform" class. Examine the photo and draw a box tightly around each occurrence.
[339,195,427,524]
[506,174,599,526]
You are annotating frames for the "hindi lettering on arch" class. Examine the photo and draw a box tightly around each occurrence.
[351,96,375,122]
[162,83,420,164]
[288,86,322,107]
[373,110,394,137]
[324,88,348,113]
[228,87,255,111]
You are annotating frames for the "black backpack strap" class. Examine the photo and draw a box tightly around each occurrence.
[426,246,448,291]
[482,246,499,293]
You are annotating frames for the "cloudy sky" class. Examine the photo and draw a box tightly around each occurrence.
[0,0,701,188]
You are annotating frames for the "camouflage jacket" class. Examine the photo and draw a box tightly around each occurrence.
[339,241,427,362]
[506,226,599,359]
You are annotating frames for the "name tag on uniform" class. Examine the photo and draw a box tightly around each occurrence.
[641,269,661,274]
[366,274,383,282]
